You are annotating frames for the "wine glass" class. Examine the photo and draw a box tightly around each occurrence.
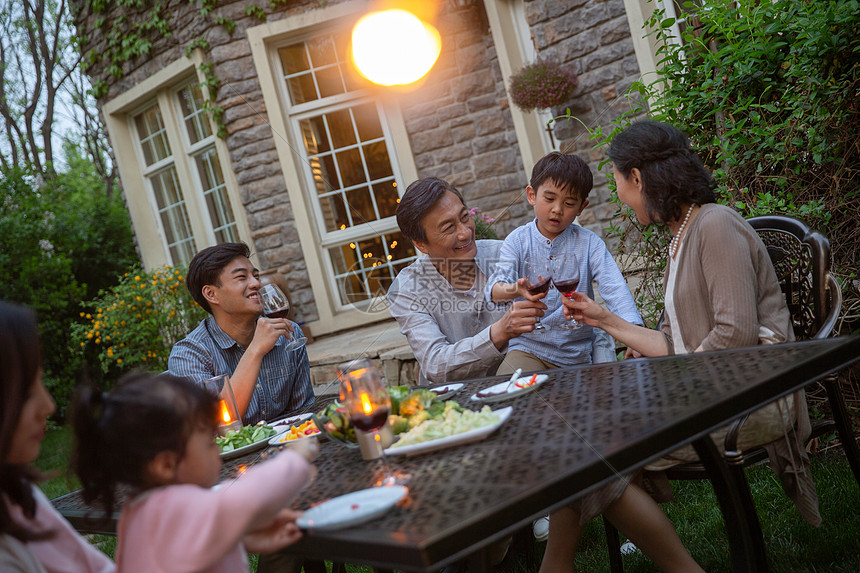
[552,254,585,330]
[338,359,410,486]
[524,259,552,331]
[259,283,307,351]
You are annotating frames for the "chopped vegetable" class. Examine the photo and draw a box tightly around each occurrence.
[273,420,319,443]
[390,406,500,448]
[515,373,539,389]
[398,389,436,416]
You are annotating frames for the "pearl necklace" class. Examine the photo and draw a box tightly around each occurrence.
[669,205,695,258]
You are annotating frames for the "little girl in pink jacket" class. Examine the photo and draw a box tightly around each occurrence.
[72,372,316,573]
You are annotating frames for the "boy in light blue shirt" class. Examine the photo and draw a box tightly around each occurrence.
[486,151,642,373]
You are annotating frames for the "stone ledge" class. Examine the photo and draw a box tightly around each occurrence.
[306,319,418,392]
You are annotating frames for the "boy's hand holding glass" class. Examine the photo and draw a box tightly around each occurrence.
[524,259,552,330]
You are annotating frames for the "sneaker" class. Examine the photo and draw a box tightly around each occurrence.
[532,515,550,542]
[620,541,639,555]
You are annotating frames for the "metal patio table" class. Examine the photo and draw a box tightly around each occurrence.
[53,336,860,572]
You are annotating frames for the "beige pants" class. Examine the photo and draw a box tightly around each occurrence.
[496,349,557,376]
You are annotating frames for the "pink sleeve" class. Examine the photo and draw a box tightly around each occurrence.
[130,450,311,572]
[24,488,115,573]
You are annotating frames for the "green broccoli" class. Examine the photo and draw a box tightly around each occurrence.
[399,389,436,416]
[388,385,410,415]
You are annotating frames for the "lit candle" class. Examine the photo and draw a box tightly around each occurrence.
[219,400,232,424]
[217,399,241,435]
[360,392,373,415]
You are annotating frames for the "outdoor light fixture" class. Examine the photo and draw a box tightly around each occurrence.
[351,9,441,86]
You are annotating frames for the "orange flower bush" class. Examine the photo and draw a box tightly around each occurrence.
[73,265,206,373]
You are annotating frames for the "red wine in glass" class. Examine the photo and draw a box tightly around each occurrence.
[553,279,580,298]
[524,259,551,331]
[351,406,390,432]
[339,359,410,486]
[526,277,551,296]
[259,284,307,351]
[264,307,290,320]
[552,256,585,330]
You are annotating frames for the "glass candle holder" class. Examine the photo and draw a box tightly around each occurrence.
[204,374,242,435]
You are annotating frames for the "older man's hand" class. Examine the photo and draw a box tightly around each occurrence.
[489,299,547,349]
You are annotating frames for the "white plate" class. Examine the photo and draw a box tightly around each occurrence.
[469,374,549,403]
[297,485,408,531]
[268,421,320,446]
[428,383,464,401]
[384,406,512,457]
[219,434,272,460]
[270,412,313,431]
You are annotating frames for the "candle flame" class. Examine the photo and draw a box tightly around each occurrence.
[360,392,374,415]
[219,400,232,424]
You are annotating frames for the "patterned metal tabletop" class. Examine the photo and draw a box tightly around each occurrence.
[53,337,860,571]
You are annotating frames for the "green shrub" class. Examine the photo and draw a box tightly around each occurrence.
[73,266,207,375]
[0,165,137,412]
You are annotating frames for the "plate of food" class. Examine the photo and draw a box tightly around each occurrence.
[469,374,549,404]
[269,418,321,446]
[270,412,313,432]
[384,406,512,457]
[217,424,278,460]
[297,485,408,531]
[312,387,460,449]
[428,383,463,401]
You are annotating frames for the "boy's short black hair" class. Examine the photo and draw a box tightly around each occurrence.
[529,151,593,202]
[186,242,251,314]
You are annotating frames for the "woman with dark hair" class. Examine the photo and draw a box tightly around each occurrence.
[554,120,817,568]
[568,120,799,367]
[0,301,114,572]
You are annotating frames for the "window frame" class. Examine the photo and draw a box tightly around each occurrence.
[248,0,420,336]
[103,53,252,269]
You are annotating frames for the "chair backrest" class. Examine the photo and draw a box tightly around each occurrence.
[747,215,841,341]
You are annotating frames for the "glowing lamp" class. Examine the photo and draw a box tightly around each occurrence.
[351,9,441,86]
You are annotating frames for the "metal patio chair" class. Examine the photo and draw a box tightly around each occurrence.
[604,214,856,572]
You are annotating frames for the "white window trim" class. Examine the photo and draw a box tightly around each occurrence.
[248,0,419,337]
[483,0,554,176]
[103,52,253,269]
[623,0,674,95]
[287,96,404,250]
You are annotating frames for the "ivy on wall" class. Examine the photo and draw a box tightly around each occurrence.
[81,0,242,137]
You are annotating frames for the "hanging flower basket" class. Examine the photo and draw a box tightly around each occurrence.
[508,59,578,112]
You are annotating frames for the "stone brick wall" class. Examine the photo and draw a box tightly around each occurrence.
[524,0,643,250]
[397,3,531,237]
[72,0,642,327]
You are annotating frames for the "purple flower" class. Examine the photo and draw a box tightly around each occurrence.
[509,59,578,112]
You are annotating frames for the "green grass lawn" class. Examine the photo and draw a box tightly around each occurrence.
[36,426,859,572]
